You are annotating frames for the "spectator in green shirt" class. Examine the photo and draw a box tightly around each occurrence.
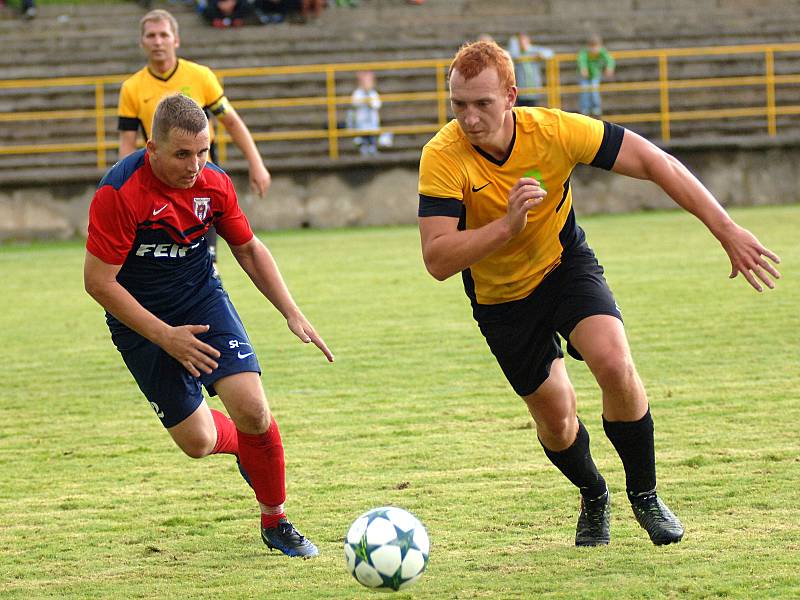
[577,34,615,117]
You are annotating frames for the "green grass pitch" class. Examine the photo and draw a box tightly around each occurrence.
[1,205,798,599]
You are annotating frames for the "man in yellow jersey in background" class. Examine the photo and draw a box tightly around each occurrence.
[418,41,781,547]
[117,9,270,276]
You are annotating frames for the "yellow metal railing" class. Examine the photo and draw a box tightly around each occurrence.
[211,57,452,162]
[1,43,800,169]
[538,43,800,143]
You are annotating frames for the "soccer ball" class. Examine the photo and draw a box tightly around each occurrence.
[344,506,430,591]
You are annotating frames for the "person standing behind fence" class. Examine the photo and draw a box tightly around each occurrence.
[347,70,384,156]
[507,33,553,107]
[577,34,615,118]
[117,9,270,277]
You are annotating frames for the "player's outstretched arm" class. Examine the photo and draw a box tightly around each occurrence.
[610,129,781,292]
[419,177,546,281]
[83,251,220,376]
[218,109,271,198]
[228,237,334,362]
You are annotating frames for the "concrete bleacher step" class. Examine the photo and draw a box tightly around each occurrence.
[0,149,425,188]
[3,0,800,184]
[4,1,799,63]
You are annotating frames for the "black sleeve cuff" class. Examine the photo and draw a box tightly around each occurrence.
[208,94,228,116]
[118,116,141,132]
[589,121,625,170]
[418,195,463,218]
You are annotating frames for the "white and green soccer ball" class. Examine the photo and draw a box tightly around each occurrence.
[344,506,430,591]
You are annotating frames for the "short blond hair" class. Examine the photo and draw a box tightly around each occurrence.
[140,9,179,38]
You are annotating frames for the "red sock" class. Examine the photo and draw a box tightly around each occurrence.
[210,409,239,455]
[237,418,287,528]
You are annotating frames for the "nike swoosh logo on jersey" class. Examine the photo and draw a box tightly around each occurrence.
[237,351,255,359]
[471,182,491,192]
[152,204,168,216]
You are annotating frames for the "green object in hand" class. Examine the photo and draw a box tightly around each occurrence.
[524,169,547,191]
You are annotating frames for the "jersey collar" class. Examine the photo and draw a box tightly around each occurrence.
[471,111,517,167]
[147,58,180,82]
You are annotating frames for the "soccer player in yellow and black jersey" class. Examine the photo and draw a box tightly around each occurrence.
[118,9,271,275]
[418,41,781,547]
[118,55,228,157]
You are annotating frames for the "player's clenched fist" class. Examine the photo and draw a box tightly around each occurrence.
[505,177,547,237]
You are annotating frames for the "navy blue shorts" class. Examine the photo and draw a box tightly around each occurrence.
[474,244,622,397]
[112,290,261,428]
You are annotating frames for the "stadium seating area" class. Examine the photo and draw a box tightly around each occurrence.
[1,0,800,186]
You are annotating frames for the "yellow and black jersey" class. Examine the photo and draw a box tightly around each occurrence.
[418,107,624,305]
[117,58,230,142]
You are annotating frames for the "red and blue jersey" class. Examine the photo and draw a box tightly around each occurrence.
[87,149,254,333]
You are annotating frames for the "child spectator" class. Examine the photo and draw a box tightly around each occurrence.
[577,34,615,117]
[347,70,387,156]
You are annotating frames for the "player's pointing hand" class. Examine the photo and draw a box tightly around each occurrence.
[287,314,334,363]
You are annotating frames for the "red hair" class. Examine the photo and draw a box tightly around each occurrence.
[449,40,516,90]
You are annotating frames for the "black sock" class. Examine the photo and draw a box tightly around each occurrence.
[603,407,656,496]
[540,419,607,499]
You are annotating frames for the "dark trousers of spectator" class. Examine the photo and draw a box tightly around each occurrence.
[203,1,251,24]
[254,0,302,16]
[3,1,37,12]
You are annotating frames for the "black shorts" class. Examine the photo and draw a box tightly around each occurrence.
[474,245,622,397]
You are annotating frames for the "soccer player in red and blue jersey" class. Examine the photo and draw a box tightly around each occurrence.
[85,93,332,558]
